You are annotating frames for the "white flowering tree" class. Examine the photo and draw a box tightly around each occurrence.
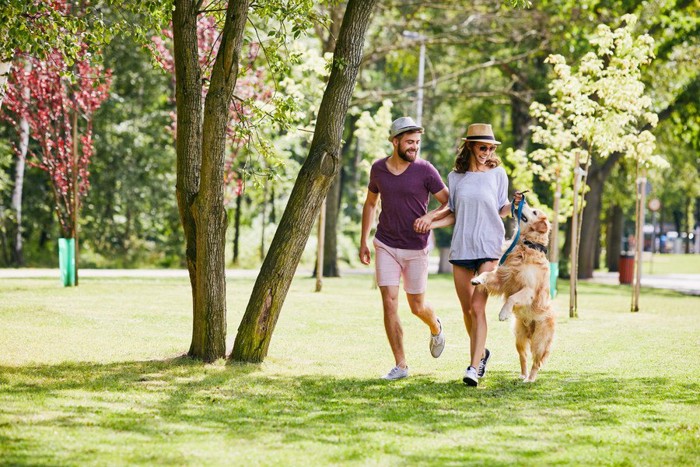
[529,14,668,316]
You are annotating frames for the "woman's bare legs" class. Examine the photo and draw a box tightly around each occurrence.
[453,261,497,369]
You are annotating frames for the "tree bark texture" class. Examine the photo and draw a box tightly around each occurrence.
[605,204,623,272]
[231,0,377,363]
[322,117,357,277]
[578,152,623,279]
[11,63,30,266]
[319,9,352,279]
[173,0,250,361]
[174,0,204,358]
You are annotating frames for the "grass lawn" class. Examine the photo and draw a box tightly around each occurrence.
[1,273,699,465]
[640,252,700,275]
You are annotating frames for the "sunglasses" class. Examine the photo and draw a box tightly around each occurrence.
[477,145,497,152]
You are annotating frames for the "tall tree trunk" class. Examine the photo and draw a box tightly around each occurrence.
[11,63,30,266]
[173,0,250,362]
[231,0,377,363]
[606,204,623,271]
[174,0,204,358]
[684,197,691,254]
[578,152,624,278]
[319,5,348,279]
[506,89,531,235]
[322,170,340,277]
[510,84,531,151]
[322,115,358,277]
[560,217,572,279]
[233,193,242,265]
[594,221,602,270]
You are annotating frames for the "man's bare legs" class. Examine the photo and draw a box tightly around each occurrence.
[380,286,442,369]
[406,293,440,335]
[379,285,406,368]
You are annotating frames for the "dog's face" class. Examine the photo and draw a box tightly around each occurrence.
[518,203,551,241]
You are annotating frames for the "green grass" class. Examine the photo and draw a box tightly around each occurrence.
[1,273,699,465]
[640,253,700,275]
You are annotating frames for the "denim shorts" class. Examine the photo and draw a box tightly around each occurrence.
[449,258,498,273]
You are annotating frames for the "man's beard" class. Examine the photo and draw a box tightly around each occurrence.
[398,147,417,162]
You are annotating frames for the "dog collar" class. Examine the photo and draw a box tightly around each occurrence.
[523,240,548,254]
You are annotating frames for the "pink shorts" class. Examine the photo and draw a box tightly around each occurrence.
[373,238,429,294]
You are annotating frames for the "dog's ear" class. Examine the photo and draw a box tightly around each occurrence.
[535,218,549,233]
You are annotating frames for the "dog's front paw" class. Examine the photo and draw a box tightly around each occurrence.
[498,306,512,321]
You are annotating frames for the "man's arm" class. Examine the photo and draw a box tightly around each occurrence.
[359,190,379,265]
[414,187,450,233]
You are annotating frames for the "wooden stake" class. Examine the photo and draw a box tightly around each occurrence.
[631,167,646,312]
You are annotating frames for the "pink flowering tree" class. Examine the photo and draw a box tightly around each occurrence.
[3,46,111,277]
[152,13,273,177]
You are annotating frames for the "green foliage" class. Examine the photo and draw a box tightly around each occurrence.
[83,33,183,268]
[0,139,11,192]
[529,14,663,225]
[0,1,171,63]
[0,274,699,463]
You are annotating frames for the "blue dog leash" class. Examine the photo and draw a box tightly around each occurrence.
[499,194,527,266]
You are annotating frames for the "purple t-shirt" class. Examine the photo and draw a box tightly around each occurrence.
[368,157,446,250]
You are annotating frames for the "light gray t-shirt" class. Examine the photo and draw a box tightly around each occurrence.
[448,166,509,260]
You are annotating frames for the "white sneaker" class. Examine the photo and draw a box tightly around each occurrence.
[463,366,478,386]
[382,365,408,381]
[429,318,445,358]
[477,348,491,378]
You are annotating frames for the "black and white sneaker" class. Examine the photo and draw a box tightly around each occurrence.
[477,348,491,378]
[463,366,478,386]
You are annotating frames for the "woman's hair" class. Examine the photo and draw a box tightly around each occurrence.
[453,142,501,173]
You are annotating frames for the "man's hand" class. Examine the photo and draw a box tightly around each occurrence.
[359,243,371,265]
[413,214,432,234]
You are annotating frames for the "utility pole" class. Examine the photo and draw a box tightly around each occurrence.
[402,31,426,126]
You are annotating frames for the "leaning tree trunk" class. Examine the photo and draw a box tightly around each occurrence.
[231,0,377,363]
[173,0,250,362]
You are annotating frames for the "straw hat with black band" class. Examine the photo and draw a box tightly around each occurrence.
[461,123,501,145]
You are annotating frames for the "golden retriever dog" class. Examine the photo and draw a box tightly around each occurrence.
[471,203,555,382]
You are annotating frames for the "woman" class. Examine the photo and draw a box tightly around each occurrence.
[426,123,522,387]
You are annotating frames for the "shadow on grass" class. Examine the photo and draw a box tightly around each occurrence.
[1,358,698,464]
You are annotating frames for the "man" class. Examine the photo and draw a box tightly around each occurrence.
[359,116,450,380]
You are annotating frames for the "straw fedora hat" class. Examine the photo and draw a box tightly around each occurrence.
[461,123,501,145]
[388,116,424,142]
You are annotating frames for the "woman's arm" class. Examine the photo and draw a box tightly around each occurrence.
[429,212,455,229]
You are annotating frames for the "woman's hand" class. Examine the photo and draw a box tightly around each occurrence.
[513,190,528,205]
